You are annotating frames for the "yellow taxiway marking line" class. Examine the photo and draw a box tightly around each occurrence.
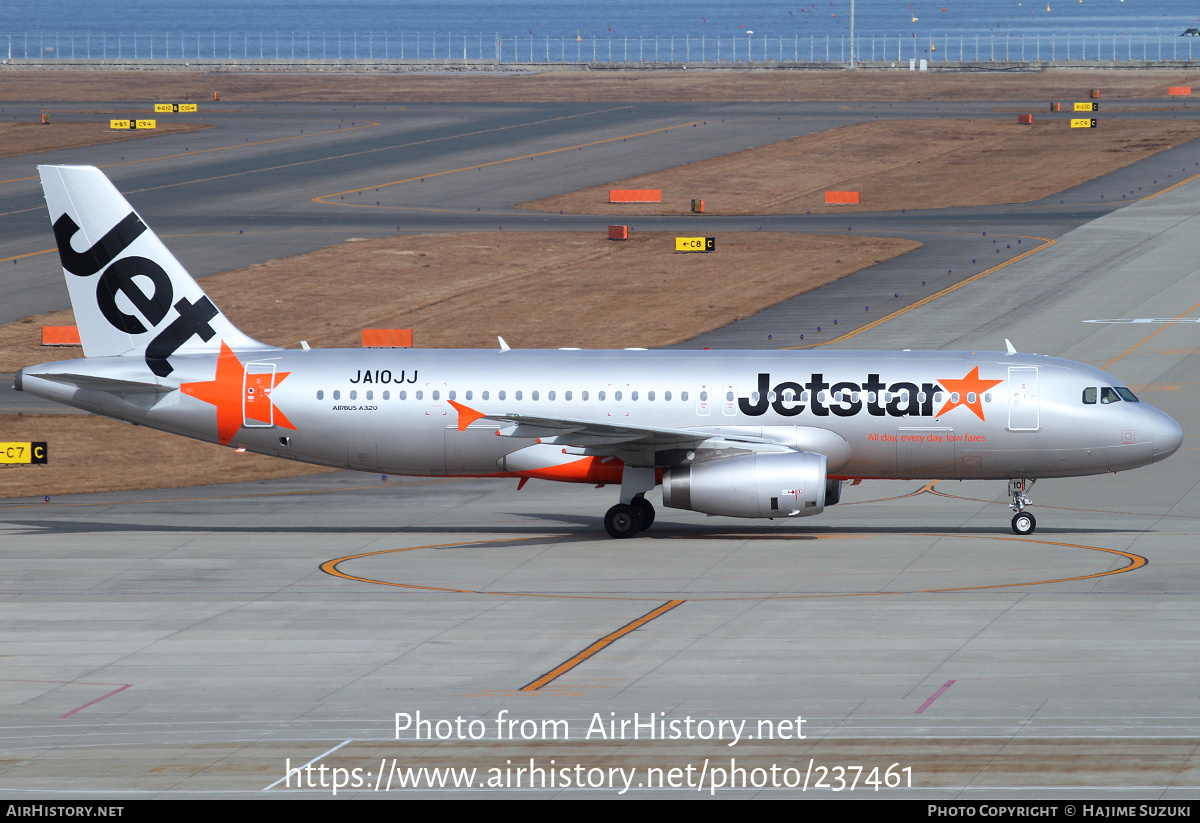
[319,531,1147,602]
[0,248,54,263]
[520,600,685,692]
[312,118,703,205]
[0,120,382,188]
[782,235,1056,349]
[1102,298,1200,369]
[320,529,1146,690]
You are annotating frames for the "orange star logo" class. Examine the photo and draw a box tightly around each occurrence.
[180,341,296,445]
[935,366,1003,421]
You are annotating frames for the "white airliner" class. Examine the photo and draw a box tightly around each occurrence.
[16,166,1183,537]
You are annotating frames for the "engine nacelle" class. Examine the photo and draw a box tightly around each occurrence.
[662,451,828,518]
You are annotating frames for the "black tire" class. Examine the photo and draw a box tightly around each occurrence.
[632,496,655,529]
[604,504,644,538]
[1011,511,1036,535]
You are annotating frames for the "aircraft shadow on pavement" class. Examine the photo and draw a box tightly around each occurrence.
[0,516,1146,539]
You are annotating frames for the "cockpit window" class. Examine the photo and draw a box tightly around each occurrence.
[1100,387,1122,404]
[1082,387,1096,405]
[1115,387,1139,403]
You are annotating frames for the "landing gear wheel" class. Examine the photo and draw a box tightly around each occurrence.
[604,504,644,539]
[632,496,655,530]
[1011,511,1036,536]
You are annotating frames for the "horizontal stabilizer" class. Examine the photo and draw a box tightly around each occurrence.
[36,373,176,395]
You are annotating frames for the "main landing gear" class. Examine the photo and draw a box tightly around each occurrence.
[604,466,656,539]
[604,496,662,542]
[604,495,655,539]
[1008,478,1036,535]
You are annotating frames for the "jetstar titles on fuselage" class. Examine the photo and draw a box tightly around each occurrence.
[738,369,1004,421]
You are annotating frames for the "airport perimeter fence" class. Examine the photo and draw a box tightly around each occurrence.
[5,31,1200,66]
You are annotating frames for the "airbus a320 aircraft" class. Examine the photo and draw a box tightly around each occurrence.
[17,166,1184,537]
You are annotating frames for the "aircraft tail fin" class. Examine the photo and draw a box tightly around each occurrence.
[38,165,270,377]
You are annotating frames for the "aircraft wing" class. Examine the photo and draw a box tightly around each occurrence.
[448,400,792,452]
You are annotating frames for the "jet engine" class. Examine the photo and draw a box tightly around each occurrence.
[662,451,828,518]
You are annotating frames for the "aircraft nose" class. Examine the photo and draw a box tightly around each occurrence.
[1149,409,1183,460]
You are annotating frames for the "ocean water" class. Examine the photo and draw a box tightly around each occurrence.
[2,0,1198,38]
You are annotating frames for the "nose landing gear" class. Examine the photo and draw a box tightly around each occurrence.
[1008,478,1036,535]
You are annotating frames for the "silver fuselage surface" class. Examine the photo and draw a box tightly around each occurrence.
[19,347,1181,480]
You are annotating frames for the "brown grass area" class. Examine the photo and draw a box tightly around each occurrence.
[2,68,1199,102]
[3,231,919,374]
[521,118,1200,216]
[0,414,334,499]
[3,231,917,497]
[0,121,210,160]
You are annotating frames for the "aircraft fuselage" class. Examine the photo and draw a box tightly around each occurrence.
[19,347,1181,481]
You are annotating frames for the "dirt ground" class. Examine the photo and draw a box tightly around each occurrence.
[1,231,917,498]
[521,118,1200,216]
[2,231,919,373]
[0,415,335,499]
[0,121,209,160]
[2,68,1199,103]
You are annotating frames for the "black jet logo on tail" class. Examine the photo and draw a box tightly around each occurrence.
[53,212,219,377]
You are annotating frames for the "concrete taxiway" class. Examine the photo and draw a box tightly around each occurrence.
[2,94,1200,798]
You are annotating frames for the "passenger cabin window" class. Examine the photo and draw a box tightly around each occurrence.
[317,390,324,400]
[1083,387,1097,404]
